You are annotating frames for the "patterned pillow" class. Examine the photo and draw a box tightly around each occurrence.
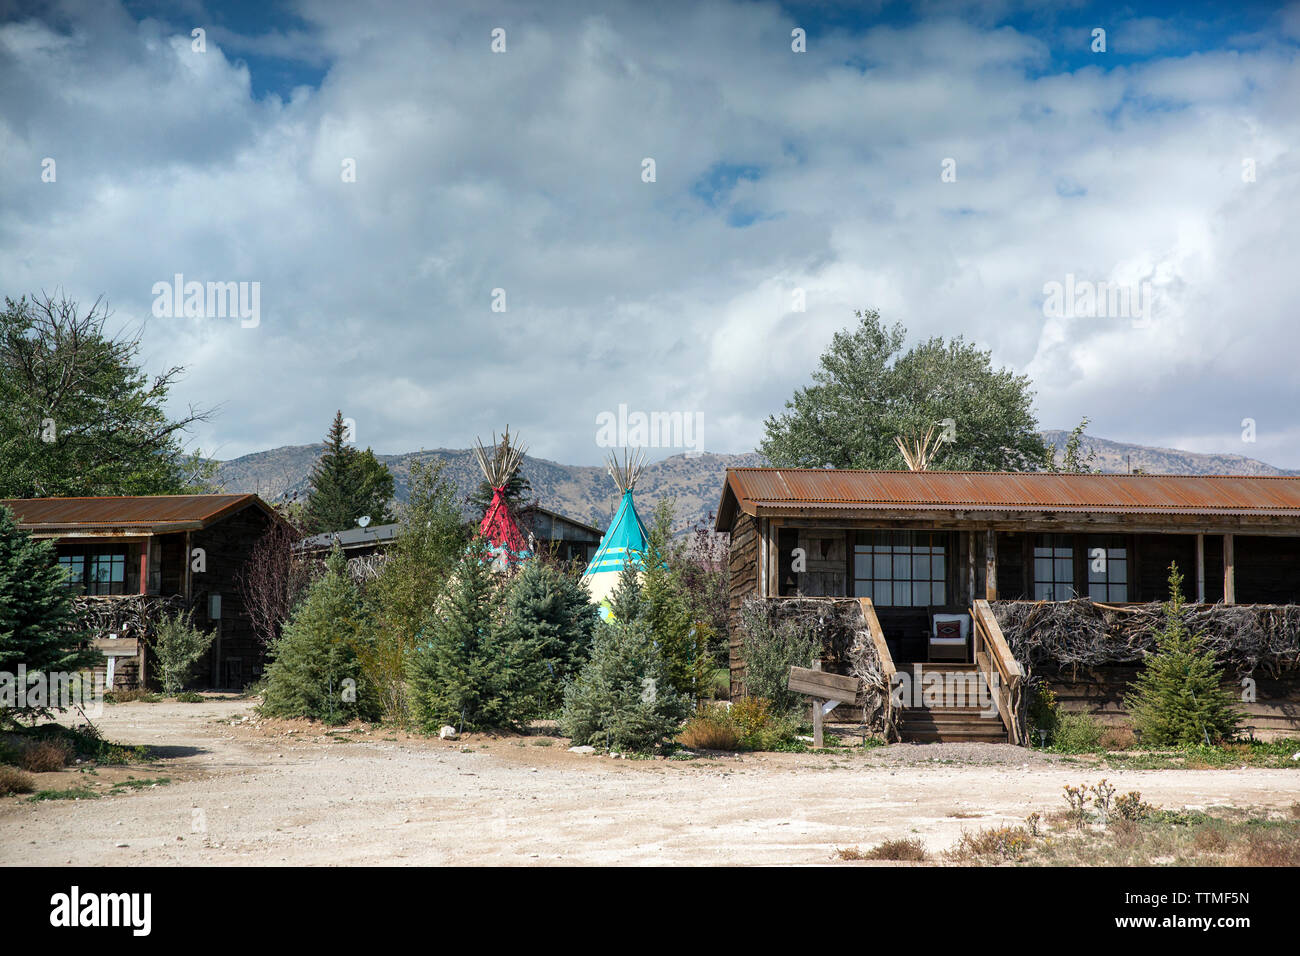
[934,620,963,641]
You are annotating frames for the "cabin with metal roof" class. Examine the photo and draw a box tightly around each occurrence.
[2,494,285,690]
[716,469,1300,742]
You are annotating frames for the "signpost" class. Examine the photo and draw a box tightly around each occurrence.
[787,661,860,748]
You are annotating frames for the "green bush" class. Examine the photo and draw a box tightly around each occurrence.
[260,548,379,724]
[152,609,214,695]
[560,568,691,754]
[1027,682,1059,744]
[728,695,799,750]
[736,599,819,716]
[1125,564,1242,746]
[0,506,99,722]
[496,559,598,713]
[1052,712,1105,752]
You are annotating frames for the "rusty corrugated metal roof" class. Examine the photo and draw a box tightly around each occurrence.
[715,469,1300,529]
[0,494,269,532]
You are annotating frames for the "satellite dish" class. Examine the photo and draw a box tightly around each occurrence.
[357,515,371,528]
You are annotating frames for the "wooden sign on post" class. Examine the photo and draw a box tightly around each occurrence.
[787,662,859,748]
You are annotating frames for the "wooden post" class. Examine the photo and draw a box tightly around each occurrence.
[1195,533,1206,604]
[138,543,148,595]
[985,530,998,601]
[758,518,769,598]
[966,531,976,605]
[1223,533,1235,605]
[811,660,823,749]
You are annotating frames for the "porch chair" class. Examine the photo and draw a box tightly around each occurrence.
[928,611,971,663]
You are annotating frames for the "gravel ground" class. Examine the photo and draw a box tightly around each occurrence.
[2,696,1296,866]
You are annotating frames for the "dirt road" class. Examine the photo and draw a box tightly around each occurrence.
[2,697,1296,866]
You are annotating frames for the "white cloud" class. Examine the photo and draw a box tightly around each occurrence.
[2,1,1298,469]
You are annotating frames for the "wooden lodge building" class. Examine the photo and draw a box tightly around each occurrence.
[716,469,1300,742]
[2,494,284,690]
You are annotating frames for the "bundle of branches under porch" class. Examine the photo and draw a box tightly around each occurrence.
[992,598,1300,680]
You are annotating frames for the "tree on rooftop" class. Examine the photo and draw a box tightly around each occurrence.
[759,309,1047,472]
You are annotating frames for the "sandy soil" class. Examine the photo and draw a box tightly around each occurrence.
[2,696,1297,866]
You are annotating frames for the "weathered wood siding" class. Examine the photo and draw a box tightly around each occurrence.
[727,511,759,698]
[1045,665,1300,740]
[190,505,275,689]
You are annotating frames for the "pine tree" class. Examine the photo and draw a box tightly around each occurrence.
[0,506,99,721]
[559,614,690,753]
[407,542,504,732]
[497,560,598,713]
[1124,563,1242,746]
[640,498,705,700]
[260,547,378,724]
[303,411,395,534]
[607,558,645,625]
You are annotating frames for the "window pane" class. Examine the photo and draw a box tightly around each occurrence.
[932,554,944,578]
[932,583,945,606]
[894,582,911,606]
[1088,583,1106,601]
[1110,584,1127,602]
[854,580,873,599]
[874,554,891,578]
[913,582,930,606]
[854,553,872,578]
[1035,558,1052,581]
[912,555,930,579]
[1054,558,1072,581]
[1034,582,1053,600]
[893,553,911,578]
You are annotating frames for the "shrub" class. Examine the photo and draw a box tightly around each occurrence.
[407,543,510,733]
[1125,563,1242,746]
[1027,682,1059,743]
[0,506,99,722]
[843,839,928,861]
[736,600,819,715]
[560,601,690,754]
[729,695,798,750]
[948,826,1032,862]
[496,559,598,713]
[152,609,215,695]
[18,737,72,772]
[362,459,468,725]
[641,500,712,700]
[0,765,36,795]
[1114,791,1154,822]
[1052,712,1105,752]
[260,548,379,725]
[679,708,740,750]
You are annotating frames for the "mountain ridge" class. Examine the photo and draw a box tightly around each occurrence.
[214,433,1296,534]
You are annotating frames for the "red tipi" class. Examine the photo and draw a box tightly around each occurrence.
[472,428,532,566]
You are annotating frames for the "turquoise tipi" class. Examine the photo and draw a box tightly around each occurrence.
[581,449,650,612]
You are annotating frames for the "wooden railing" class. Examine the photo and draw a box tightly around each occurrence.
[857,597,899,739]
[971,599,1025,745]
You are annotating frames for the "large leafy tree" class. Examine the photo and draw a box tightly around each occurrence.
[760,309,1047,472]
[0,293,212,498]
[0,506,99,723]
[302,411,395,533]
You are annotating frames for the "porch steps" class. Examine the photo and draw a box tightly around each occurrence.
[897,663,1010,744]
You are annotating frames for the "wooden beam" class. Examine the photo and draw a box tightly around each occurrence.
[1223,532,1235,604]
[967,531,976,605]
[1195,533,1206,603]
[985,529,998,601]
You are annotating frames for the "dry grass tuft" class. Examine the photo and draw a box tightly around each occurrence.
[678,712,739,751]
[837,838,928,862]
[18,738,73,773]
[0,765,37,796]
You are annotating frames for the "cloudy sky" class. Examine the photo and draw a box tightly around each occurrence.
[3,0,1299,468]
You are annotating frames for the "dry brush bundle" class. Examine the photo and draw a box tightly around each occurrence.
[992,598,1300,679]
[70,595,187,643]
[739,596,895,734]
[473,426,527,489]
[605,447,646,492]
